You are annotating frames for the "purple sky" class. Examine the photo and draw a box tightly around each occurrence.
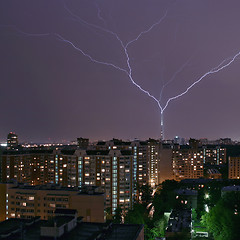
[1,0,240,143]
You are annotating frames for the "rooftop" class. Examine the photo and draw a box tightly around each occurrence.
[222,185,240,192]
[0,220,143,240]
[166,209,191,233]
[9,184,104,195]
[43,216,74,227]
[55,209,77,215]
[175,189,198,196]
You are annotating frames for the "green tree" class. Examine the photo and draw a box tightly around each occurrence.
[201,192,240,240]
[124,203,146,224]
[153,181,178,220]
[113,206,122,223]
[105,207,113,222]
[139,183,153,207]
[150,215,168,238]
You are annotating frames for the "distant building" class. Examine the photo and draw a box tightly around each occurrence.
[77,137,89,149]
[203,146,226,165]
[172,145,204,181]
[7,132,18,150]
[218,138,233,145]
[228,156,240,179]
[172,138,227,180]
[0,183,105,222]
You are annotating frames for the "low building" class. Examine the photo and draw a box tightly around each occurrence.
[0,217,144,240]
[229,156,240,179]
[41,209,78,238]
[0,183,105,223]
[221,185,240,196]
[166,209,191,239]
[175,189,198,209]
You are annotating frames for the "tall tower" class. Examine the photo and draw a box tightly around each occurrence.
[160,114,164,140]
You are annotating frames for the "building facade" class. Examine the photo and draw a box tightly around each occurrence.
[172,146,204,181]
[203,146,226,165]
[7,132,18,150]
[229,156,240,179]
[0,183,105,222]
[1,148,136,214]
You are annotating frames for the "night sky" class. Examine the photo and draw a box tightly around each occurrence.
[1,0,240,143]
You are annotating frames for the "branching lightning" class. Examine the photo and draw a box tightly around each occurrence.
[161,52,240,113]
[94,1,107,27]
[3,1,240,140]
[159,56,191,102]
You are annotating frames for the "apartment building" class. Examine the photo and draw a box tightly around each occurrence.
[0,183,105,222]
[172,146,204,181]
[1,148,136,214]
[203,146,226,165]
[78,149,135,214]
[229,156,240,179]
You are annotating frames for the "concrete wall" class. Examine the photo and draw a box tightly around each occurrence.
[159,148,173,183]
[71,194,105,223]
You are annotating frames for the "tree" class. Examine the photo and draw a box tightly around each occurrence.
[149,215,168,239]
[139,183,153,207]
[153,180,178,220]
[113,206,123,223]
[201,191,240,240]
[124,203,146,224]
[105,207,113,222]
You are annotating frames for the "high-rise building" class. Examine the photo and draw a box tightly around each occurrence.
[159,144,174,183]
[131,140,149,186]
[78,149,135,214]
[93,139,149,187]
[229,156,240,179]
[147,139,161,187]
[1,148,136,214]
[172,145,204,181]
[7,132,18,150]
[1,137,183,216]
[203,146,226,165]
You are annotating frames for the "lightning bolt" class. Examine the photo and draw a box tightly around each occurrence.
[3,2,240,140]
[94,1,107,27]
[159,56,191,102]
[62,0,167,113]
[161,52,240,113]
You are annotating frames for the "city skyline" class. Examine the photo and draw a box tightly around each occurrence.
[1,0,240,142]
